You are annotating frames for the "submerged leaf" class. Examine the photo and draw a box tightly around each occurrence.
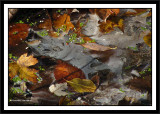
[9,23,30,47]
[67,78,96,93]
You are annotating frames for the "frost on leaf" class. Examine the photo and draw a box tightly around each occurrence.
[9,53,39,83]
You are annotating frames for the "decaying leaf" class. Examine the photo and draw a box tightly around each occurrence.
[59,96,75,105]
[82,43,117,51]
[38,19,52,30]
[49,83,68,96]
[143,32,151,47]
[91,75,100,87]
[66,78,96,93]
[99,18,124,33]
[9,23,30,47]
[9,53,39,83]
[54,60,85,83]
[53,14,74,33]
[89,9,120,21]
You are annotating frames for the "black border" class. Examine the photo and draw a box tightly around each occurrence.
[0,0,159,114]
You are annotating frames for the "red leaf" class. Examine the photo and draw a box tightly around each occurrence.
[54,60,85,83]
[9,23,30,47]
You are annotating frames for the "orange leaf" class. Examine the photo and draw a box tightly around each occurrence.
[53,14,74,32]
[143,32,151,47]
[54,60,85,83]
[38,19,52,30]
[9,23,30,47]
[17,53,38,67]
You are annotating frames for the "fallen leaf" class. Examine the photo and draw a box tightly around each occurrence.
[124,9,148,16]
[66,78,96,93]
[82,43,117,51]
[9,23,30,47]
[38,19,52,30]
[143,32,151,47]
[54,60,85,83]
[59,96,75,105]
[49,83,68,96]
[99,18,124,33]
[9,53,39,83]
[89,9,120,21]
[91,75,100,87]
[53,14,74,33]
[17,53,38,67]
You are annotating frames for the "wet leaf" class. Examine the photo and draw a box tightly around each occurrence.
[81,43,117,51]
[91,75,100,87]
[53,14,74,33]
[59,96,75,105]
[9,23,30,47]
[89,9,120,20]
[38,19,52,30]
[66,78,96,93]
[9,53,39,83]
[49,83,68,96]
[99,19,124,33]
[143,32,151,47]
[124,9,148,16]
[54,60,85,83]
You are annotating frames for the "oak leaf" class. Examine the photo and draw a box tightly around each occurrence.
[9,53,39,83]
[66,78,96,93]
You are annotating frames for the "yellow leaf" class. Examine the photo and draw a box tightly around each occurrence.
[117,19,124,32]
[17,53,38,67]
[9,53,39,83]
[67,78,96,93]
[19,67,39,83]
[143,32,151,47]
[9,63,20,79]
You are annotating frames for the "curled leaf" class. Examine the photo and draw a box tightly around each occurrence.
[82,43,117,51]
[67,78,96,93]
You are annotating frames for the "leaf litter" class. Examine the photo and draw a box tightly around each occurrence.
[8,8,152,106]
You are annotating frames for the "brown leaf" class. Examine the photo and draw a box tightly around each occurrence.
[38,19,52,30]
[91,75,100,87]
[89,9,120,21]
[9,23,30,47]
[82,43,117,51]
[54,60,85,83]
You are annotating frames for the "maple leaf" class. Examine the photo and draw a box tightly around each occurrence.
[66,78,96,93]
[54,60,85,83]
[9,23,30,47]
[53,14,74,33]
[9,53,39,83]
